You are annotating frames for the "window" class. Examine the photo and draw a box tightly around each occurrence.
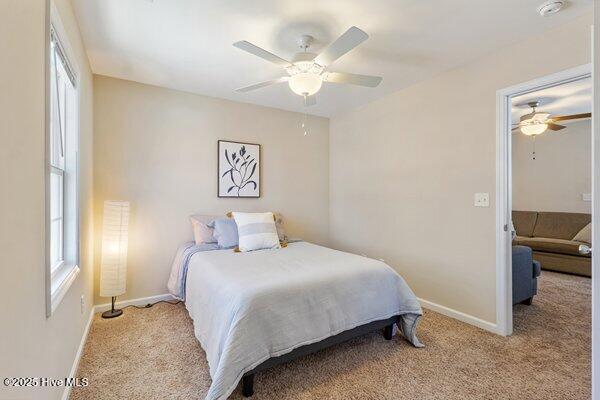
[47,26,80,316]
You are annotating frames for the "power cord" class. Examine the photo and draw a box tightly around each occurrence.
[122,300,182,310]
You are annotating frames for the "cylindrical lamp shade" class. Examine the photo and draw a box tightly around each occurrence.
[99,201,130,298]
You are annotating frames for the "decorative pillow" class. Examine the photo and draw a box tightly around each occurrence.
[189,215,219,244]
[226,211,287,242]
[573,222,592,244]
[273,212,287,242]
[232,212,281,252]
[209,218,239,249]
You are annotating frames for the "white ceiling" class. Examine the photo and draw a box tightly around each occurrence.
[72,0,593,117]
[511,76,592,123]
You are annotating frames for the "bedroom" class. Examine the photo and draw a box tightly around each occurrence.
[0,1,598,399]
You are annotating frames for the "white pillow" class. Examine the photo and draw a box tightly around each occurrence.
[573,222,592,244]
[232,212,281,252]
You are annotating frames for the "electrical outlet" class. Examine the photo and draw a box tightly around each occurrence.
[582,193,592,202]
[80,295,85,314]
[474,193,490,207]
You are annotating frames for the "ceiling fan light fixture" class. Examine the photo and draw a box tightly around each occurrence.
[289,72,323,96]
[521,123,548,136]
[519,110,550,135]
[234,27,381,101]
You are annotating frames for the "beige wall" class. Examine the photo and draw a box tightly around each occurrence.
[329,16,591,324]
[513,119,592,214]
[93,76,329,304]
[0,1,94,399]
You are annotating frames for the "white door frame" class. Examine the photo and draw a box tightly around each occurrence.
[592,21,598,400]
[495,63,592,336]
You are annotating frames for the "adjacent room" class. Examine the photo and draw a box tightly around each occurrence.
[1,1,597,400]
[510,77,592,336]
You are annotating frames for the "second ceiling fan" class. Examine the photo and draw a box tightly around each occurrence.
[233,26,382,106]
[513,101,591,136]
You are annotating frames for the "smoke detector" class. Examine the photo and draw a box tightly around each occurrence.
[537,1,565,16]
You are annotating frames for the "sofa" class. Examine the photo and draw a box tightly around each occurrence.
[512,210,591,277]
[513,245,541,305]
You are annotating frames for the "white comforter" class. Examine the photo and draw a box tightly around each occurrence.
[184,241,423,400]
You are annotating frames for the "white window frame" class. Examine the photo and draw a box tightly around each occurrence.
[45,6,81,317]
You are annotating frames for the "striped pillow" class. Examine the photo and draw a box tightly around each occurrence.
[232,212,281,252]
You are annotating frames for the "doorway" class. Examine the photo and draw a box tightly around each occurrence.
[496,64,592,336]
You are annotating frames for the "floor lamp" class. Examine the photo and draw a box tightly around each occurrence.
[99,201,129,318]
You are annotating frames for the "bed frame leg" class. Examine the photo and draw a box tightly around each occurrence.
[242,374,254,397]
[383,324,394,340]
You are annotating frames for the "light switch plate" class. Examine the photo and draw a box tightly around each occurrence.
[474,193,490,207]
[582,193,592,202]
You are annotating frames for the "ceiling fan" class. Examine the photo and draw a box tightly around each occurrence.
[233,26,382,106]
[512,101,591,136]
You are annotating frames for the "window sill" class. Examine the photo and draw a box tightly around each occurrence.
[49,263,80,316]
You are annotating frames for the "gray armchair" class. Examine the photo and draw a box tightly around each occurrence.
[513,245,541,305]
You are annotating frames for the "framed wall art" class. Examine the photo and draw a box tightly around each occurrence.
[218,140,260,198]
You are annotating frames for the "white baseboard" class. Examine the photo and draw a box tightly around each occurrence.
[94,293,176,314]
[418,297,501,335]
[61,293,177,400]
[61,307,94,400]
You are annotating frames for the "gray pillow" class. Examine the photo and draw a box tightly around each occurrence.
[209,218,239,248]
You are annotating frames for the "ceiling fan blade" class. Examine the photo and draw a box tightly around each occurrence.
[546,123,566,131]
[304,95,316,107]
[551,112,591,122]
[233,41,291,66]
[235,77,289,93]
[314,26,368,67]
[325,71,382,87]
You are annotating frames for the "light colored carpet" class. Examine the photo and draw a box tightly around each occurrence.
[72,271,590,400]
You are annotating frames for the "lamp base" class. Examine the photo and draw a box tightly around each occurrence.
[101,308,123,318]
[101,296,123,319]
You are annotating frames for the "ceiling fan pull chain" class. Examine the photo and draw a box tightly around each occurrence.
[532,136,536,161]
[302,95,309,136]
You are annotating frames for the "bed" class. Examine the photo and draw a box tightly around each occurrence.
[168,240,423,400]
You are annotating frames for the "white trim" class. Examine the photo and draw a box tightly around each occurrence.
[50,265,80,315]
[94,293,176,313]
[495,63,592,336]
[60,293,177,399]
[591,22,599,400]
[61,307,94,400]
[44,1,81,318]
[495,86,512,336]
[418,297,501,335]
[46,2,83,318]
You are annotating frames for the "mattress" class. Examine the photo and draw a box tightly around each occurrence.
[181,241,423,400]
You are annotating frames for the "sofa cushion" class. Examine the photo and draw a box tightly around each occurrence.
[513,236,590,257]
[512,211,538,237]
[532,212,591,240]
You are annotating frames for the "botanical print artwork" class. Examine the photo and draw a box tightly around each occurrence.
[218,141,260,198]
